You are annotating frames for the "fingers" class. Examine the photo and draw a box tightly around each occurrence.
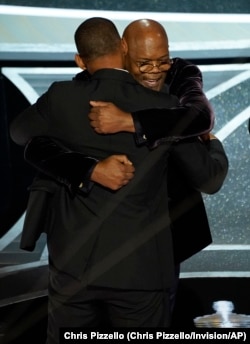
[109,155,135,187]
[113,154,133,166]
[199,132,217,142]
[90,100,109,107]
[88,106,99,120]
[90,155,135,190]
[88,103,106,132]
[89,101,132,134]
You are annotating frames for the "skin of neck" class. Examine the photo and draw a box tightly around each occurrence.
[85,52,125,74]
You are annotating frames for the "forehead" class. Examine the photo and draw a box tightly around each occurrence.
[129,33,169,60]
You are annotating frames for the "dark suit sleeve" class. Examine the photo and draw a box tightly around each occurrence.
[10,82,98,195]
[9,98,50,146]
[9,87,61,146]
[132,58,214,148]
[170,137,229,194]
[24,136,98,195]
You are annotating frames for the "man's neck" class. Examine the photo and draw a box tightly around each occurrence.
[87,53,125,74]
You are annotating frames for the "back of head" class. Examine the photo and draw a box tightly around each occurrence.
[75,17,121,62]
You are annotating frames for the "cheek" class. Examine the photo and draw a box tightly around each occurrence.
[133,73,144,85]
[126,63,142,81]
[130,68,144,84]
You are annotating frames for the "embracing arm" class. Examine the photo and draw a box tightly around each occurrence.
[88,58,214,148]
[24,136,135,195]
[10,86,135,195]
[24,136,98,194]
[170,133,229,194]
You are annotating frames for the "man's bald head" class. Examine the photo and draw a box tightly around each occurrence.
[123,19,169,51]
[122,19,171,91]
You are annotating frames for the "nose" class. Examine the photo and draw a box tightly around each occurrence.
[149,63,162,72]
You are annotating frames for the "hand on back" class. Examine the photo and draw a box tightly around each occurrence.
[91,154,135,190]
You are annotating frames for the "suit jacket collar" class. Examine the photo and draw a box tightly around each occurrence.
[91,68,137,84]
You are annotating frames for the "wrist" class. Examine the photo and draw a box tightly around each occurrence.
[123,113,135,132]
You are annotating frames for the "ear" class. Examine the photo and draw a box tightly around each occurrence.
[75,54,86,70]
[121,38,128,55]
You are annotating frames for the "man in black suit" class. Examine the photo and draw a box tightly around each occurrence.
[10,17,221,343]
[71,19,229,310]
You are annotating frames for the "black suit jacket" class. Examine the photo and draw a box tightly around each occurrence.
[11,69,185,290]
[167,138,228,263]
[23,134,228,266]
